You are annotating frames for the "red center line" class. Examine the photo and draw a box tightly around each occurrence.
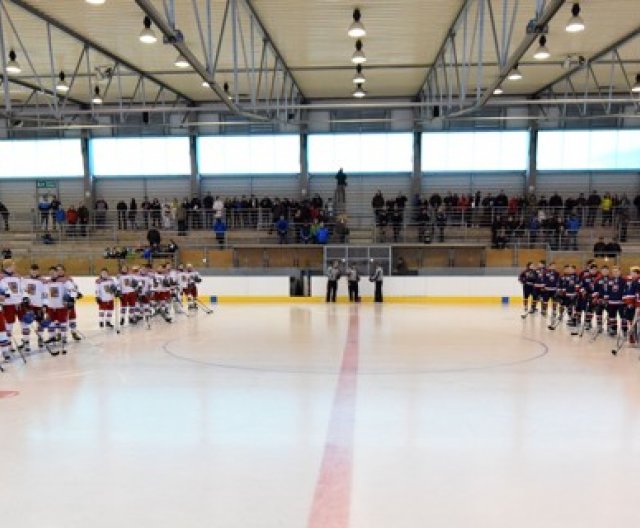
[308,308,360,528]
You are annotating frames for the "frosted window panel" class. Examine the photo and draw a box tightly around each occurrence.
[537,131,564,170]
[589,131,618,170]
[91,137,190,176]
[616,130,640,169]
[198,135,299,174]
[562,131,590,170]
[308,134,413,173]
[422,132,528,171]
[0,139,83,177]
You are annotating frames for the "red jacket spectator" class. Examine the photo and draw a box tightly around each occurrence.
[66,206,79,225]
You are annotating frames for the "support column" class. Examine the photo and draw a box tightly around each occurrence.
[80,131,94,208]
[189,134,200,198]
[299,125,309,199]
[411,129,422,198]
[526,124,538,196]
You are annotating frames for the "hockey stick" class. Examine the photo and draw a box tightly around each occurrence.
[11,337,26,364]
[114,297,121,335]
[612,309,638,356]
[196,299,214,315]
[548,312,563,330]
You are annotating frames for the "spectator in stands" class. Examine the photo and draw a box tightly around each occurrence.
[634,193,640,219]
[371,191,385,221]
[0,201,9,231]
[275,215,288,244]
[162,200,172,229]
[203,192,214,227]
[41,232,55,245]
[391,207,403,242]
[605,238,622,258]
[435,206,446,243]
[213,196,224,222]
[66,205,78,237]
[1,247,11,259]
[50,195,61,229]
[325,198,334,220]
[316,222,330,245]
[38,195,51,230]
[593,236,607,257]
[147,227,161,251]
[151,198,162,228]
[618,204,630,242]
[586,190,601,227]
[417,205,431,244]
[176,201,187,236]
[429,192,443,210]
[129,198,138,229]
[300,223,312,244]
[117,199,127,230]
[213,217,227,248]
[141,196,151,229]
[95,197,108,227]
[396,192,408,211]
[549,192,563,214]
[335,168,347,205]
[191,195,202,229]
[494,189,508,211]
[54,207,65,234]
[335,215,349,244]
[601,192,613,226]
[78,204,89,237]
[564,213,581,251]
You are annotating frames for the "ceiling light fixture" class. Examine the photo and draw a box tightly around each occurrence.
[493,87,504,95]
[174,54,189,68]
[6,50,21,75]
[201,80,210,88]
[353,83,366,98]
[632,74,640,94]
[533,35,550,60]
[92,86,103,104]
[86,0,106,4]
[347,8,366,38]
[351,40,366,64]
[56,71,70,93]
[566,3,585,33]
[139,16,157,44]
[507,64,523,81]
[353,64,366,84]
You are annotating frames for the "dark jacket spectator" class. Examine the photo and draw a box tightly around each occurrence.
[593,237,607,257]
[213,218,227,247]
[147,228,161,249]
[605,239,622,258]
[0,201,9,231]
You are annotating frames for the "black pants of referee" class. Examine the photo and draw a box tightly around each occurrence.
[326,280,337,302]
[348,281,359,302]
[374,281,383,303]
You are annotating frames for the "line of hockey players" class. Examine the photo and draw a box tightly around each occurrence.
[519,259,640,353]
[0,260,206,370]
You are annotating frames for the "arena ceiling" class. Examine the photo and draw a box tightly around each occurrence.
[0,0,639,126]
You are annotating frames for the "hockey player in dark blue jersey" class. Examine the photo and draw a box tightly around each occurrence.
[603,266,626,337]
[518,262,537,316]
[530,260,547,314]
[541,261,560,317]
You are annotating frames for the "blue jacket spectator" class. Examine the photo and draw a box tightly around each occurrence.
[213,218,227,247]
[564,214,581,250]
[275,216,288,244]
[316,224,330,244]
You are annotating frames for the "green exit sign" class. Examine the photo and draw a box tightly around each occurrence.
[36,180,57,189]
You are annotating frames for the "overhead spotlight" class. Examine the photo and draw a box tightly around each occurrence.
[139,16,157,44]
[223,82,233,100]
[6,50,21,75]
[201,80,210,88]
[347,8,366,38]
[566,3,585,33]
[493,87,504,95]
[174,54,189,68]
[56,71,70,93]
[632,74,640,94]
[353,64,366,84]
[92,86,103,104]
[533,35,550,60]
[86,0,106,4]
[507,63,522,81]
[352,40,366,64]
[353,83,366,98]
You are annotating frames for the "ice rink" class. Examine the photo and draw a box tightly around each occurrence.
[1,303,639,528]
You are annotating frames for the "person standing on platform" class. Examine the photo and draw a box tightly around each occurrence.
[370,261,384,303]
[326,260,341,303]
[347,263,360,302]
[335,168,347,206]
